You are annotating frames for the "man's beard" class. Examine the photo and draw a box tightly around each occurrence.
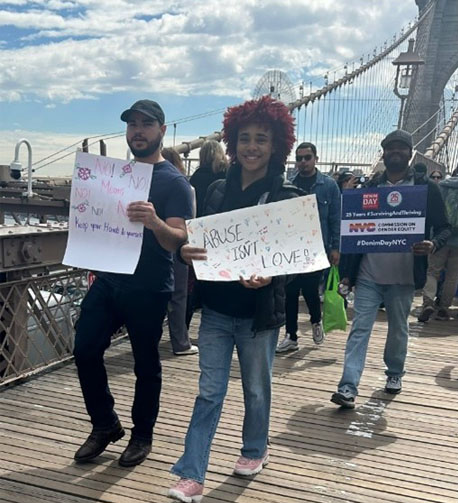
[383,153,410,173]
[128,135,162,158]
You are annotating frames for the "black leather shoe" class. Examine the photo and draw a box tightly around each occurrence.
[74,422,125,463]
[118,437,152,467]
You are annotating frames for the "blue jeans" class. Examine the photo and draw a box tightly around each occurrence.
[338,279,414,396]
[171,307,279,483]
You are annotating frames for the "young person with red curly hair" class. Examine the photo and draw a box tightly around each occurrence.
[168,96,301,502]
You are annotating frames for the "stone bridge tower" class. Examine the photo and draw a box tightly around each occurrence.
[403,0,458,152]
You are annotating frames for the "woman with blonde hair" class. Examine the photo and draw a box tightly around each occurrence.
[190,140,228,217]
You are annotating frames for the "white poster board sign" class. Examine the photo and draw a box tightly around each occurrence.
[63,152,153,274]
[187,195,329,281]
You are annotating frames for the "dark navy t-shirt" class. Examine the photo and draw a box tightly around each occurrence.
[98,160,194,292]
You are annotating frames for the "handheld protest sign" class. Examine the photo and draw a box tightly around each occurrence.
[63,152,153,274]
[186,195,330,281]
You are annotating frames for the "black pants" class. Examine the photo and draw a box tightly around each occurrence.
[73,278,170,440]
[167,258,192,353]
[285,270,323,340]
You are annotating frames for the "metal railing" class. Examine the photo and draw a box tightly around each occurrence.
[0,268,89,386]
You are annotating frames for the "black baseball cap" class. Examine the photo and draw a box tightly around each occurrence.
[381,129,413,150]
[120,99,165,125]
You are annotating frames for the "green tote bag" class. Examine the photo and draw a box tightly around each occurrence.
[323,265,347,334]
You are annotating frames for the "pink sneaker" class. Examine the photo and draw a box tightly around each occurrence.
[168,478,204,502]
[233,450,269,476]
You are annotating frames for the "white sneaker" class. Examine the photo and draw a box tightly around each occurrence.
[276,334,298,353]
[174,345,199,356]
[312,322,324,345]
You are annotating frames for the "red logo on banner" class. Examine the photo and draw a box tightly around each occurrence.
[387,190,402,207]
[362,193,379,210]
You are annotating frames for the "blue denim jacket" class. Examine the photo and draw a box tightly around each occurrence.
[291,170,341,251]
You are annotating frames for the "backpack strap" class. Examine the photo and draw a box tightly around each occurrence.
[202,179,226,216]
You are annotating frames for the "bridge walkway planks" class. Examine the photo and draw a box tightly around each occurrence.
[0,298,458,503]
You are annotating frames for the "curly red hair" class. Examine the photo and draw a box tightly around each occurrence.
[222,95,295,165]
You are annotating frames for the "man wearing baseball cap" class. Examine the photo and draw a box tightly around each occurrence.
[331,129,450,409]
[73,99,194,466]
[120,99,166,125]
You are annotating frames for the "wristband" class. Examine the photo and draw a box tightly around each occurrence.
[176,241,189,265]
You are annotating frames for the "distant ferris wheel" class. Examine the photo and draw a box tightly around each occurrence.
[253,70,296,105]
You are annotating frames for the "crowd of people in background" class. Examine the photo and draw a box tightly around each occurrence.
[70,96,458,503]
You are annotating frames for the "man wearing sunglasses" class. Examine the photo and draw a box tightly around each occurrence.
[276,142,341,352]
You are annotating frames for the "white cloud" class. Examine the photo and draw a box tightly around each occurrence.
[0,0,420,173]
[0,0,418,103]
[0,0,28,5]
[0,10,66,29]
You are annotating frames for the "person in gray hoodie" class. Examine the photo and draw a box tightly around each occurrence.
[418,171,458,321]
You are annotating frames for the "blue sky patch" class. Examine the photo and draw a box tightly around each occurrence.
[0,25,37,48]
[134,14,163,23]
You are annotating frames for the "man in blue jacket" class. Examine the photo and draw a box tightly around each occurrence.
[331,130,451,409]
[276,142,341,352]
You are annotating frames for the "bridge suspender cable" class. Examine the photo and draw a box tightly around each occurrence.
[287,0,435,113]
[424,107,458,159]
[174,0,436,157]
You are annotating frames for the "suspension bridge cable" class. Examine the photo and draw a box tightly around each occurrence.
[414,116,450,151]
[410,104,445,135]
[288,0,435,115]
[31,106,229,170]
[325,89,332,161]
[424,104,458,158]
[32,131,125,168]
[32,132,127,172]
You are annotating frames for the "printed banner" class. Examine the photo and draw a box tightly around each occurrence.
[63,152,153,273]
[340,185,427,253]
[186,195,330,281]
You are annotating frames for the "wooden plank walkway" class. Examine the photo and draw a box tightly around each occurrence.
[1,297,458,503]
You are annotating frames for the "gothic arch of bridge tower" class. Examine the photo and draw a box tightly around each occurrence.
[404,0,458,152]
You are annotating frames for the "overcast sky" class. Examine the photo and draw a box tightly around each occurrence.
[0,0,418,175]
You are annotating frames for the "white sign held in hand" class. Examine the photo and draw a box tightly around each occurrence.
[186,195,329,281]
[63,152,153,274]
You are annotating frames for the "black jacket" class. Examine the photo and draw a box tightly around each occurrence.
[341,168,451,289]
[200,162,303,333]
[189,165,226,218]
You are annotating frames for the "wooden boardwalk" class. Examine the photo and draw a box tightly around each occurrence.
[1,298,458,503]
